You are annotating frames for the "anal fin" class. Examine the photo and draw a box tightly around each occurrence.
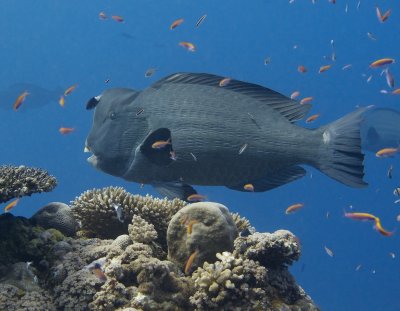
[227,166,306,192]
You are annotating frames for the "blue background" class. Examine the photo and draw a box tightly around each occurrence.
[1,1,399,310]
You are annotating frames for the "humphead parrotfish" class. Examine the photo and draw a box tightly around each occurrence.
[84,72,368,200]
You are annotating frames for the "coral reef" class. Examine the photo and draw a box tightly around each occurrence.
[1,188,320,311]
[0,165,57,203]
[30,202,79,236]
[167,202,238,272]
[70,187,186,246]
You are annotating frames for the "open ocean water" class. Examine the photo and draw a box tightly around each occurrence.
[0,1,399,310]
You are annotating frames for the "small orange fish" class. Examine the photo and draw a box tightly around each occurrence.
[369,58,395,68]
[13,91,29,111]
[186,220,199,234]
[285,203,304,214]
[376,7,391,23]
[64,84,78,96]
[375,147,398,158]
[99,12,107,20]
[305,114,320,123]
[290,91,300,99]
[243,183,254,192]
[300,97,313,105]
[392,88,400,95]
[184,250,199,274]
[151,139,171,149]
[344,212,377,221]
[111,15,124,23]
[59,95,65,107]
[170,18,184,30]
[374,218,394,236]
[298,65,307,73]
[219,78,231,87]
[4,198,19,212]
[187,194,207,202]
[92,267,107,282]
[318,65,332,74]
[179,41,196,52]
[59,127,75,135]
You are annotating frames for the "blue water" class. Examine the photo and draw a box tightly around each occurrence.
[1,1,399,310]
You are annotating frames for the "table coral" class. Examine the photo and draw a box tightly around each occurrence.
[0,165,57,203]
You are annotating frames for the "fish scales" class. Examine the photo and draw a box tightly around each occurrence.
[85,72,367,199]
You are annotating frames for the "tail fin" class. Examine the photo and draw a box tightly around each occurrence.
[316,107,369,188]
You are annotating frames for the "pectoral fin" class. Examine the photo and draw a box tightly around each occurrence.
[227,166,306,192]
[152,182,197,201]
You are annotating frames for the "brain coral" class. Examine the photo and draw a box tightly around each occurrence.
[167,202,238,273]
[70,187,186,245]
[30,202,78,236]
[0,165,57,203]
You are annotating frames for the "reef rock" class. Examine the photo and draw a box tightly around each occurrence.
[167,202,238,274]
[30,202,78,236]
[0,165,57,203]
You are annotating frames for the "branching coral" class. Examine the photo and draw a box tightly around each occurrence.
[190,251,269,310]
[128,215,158,244]
[70,187,186,246]
[0,165,57,203]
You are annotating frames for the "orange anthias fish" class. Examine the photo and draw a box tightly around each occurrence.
[376,7,391,23]
[111,15,124,23]
[186,220,199,234]
[64,84,78,96]
[219,78,231,87]
[305,114,320,123]
[375,147,398,158]
[318,65,332,74]
[179,41,196,52]
[369,58,395,68]
[243,183,254,192]
[285,203,304,214]
[4,198,20,212]
[300,97,313,105]
[374,218,394,236]
[59,95,65,107]
[59,127,75,135]
[344,212,377,221]
[184,250,199,274]
[151,139,171,149]
[187,194,207,202]
[290,91,300,99]
[170,18,184,30]
[13,91,29,111]
[298,65,307,73]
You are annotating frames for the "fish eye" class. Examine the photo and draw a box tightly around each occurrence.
[109,112,116,120]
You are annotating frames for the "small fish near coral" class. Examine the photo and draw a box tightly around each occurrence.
[84,72,369,201]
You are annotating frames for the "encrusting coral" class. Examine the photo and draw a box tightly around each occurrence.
[0,187,320,311]
[0,165,57,203]
[70,187,186,246]
[30,202,79,237]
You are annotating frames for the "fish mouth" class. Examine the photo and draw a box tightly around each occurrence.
[87,154,98,167]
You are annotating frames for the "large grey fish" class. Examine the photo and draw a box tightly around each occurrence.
[85,72,368,200]
[360,107,400,153]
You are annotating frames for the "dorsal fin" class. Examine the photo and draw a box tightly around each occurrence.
[152,72,311,122]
